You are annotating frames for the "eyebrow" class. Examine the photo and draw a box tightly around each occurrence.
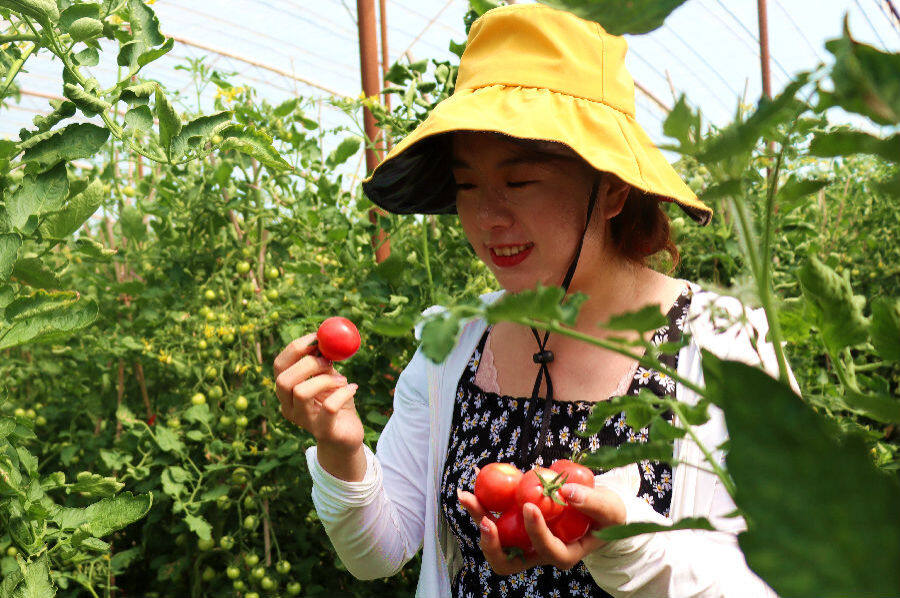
[450,156,550,170]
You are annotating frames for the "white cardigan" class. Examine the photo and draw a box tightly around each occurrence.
[304,281,799,597]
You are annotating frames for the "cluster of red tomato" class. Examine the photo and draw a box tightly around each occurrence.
[473,459,597,553]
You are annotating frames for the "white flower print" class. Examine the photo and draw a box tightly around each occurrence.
[532,410,542,428]
[549,589,562,598]
[661,470,672,486]
[637,427,650,442]
[588,435,600,452]
[473,395,483,410]
[571,437,581,453]
[653,370,676,393]
[654,481,667,497]
[568,580,582,594]
[634,366,653,385]
[498,581,508,597]
[626,428,637,443]
[614,413,627,435]
[551,404,561,415]
[567,403,574,416]
[641,492,655,506]
[641,460,654,481]
[498,410,509,427]
[558,426,570,445]
[544,430,554,446]
[510,399,518,411]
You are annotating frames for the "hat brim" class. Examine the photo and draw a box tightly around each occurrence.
[362,84,713,226]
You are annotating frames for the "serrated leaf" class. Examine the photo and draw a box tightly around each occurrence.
[199,484,229,502]
[778,175,829,214]
[702,351,900,597]
[127,0,165,47]
[581,440,672,469]
[182,404,210,426]
[797,256,869,351]
[0,418,15,439]
[40,178,104,239]
[137,36,173,67]
[184,514,211,540]
[273,98,298,117]
[74,46,99,66]
[124,105,153,133]
[870,298,900,361]
[537,0,687,34]
[0,290,98,350]
[20,123,109,173]
[12,257,61,289]
[6,163,69,230]
[68,472,122,498]
[172,110,231,157]
[68,16,103,42]
[73,237,116,258]
[593,516,714,541]
[219,124,291,171]
[154,87,181,158]
[153,426,184,454]
[0,0,59,23]
[662,94,700,152]
[601,304,667,333]
[325,136,361,169]
[15,446,37,477]
[119,82,157,104]
[50,491,152,537]
[19,554,53,598]
[119,205,146,242]
[0,233,22,283]
[809,130,900,163]
[160,466,186,498]
[486,284,585,328]
[59,2,99,28]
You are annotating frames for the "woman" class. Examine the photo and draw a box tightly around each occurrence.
[273,4,796,596]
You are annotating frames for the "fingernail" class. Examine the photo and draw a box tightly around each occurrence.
[457,488,463,501]
[333,375,347,383]
[348,383,359,391]
[480,516,491,534]
[561,484,583,504]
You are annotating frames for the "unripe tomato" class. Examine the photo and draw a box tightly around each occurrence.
[197,339,208,350]
[243,495,255,509]
[212,348,223,359]
[205,311,218,322]
[204,289,217,302]
[222,333,235,344]
[13,408,25,418]
[25,408,36,419]
[286,581,302,596]
[226,566,240,579]
[231,440,243,451]
[235,415,249,428]
[241,246,253,258]
[243,553,259,567]
[191,393,206,406]
[276,560,291,574]
[243,515,258,530]
[6,546,18,557]
[216,494,231,509]
[266,289,279,301]
[204,366,217,379]
[212,134,223,144]
[197,537,215,551]
[260,576,276,590]
[245,593,259,598]
[219,535,235,550]
[209,386,223,399]
[236,261,251,274]
[266,266,279,279]
[202,566,215,581]
[219,415,233,427]
[234,395,249,411]
[316,317,361,361]
[199,306,211,318]
[122,185,136,197]
[167,417,181,429]
[35,416,47,426]
[232,580,246,591]
[242,281,256,294]
[250,566,265,580]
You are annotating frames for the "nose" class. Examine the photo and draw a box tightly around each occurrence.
[471,187,514,230]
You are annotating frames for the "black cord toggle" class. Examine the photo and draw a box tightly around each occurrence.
[532,350,554,364]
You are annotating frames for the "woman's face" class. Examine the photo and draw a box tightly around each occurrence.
[452,132,625,294]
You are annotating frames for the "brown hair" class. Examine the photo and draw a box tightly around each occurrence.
[455,133,681,273]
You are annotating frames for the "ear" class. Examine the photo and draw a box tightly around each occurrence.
[600,174,631,220]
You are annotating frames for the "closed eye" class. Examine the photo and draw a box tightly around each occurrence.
[455,182,476,190]
[507,181,536,188]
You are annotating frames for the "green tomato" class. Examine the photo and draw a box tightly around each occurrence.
[242,281,256,294]
[250,566,265,580]
[202,566,216,581]
[197,339,208,350]
[225,565,241,580]
[231,440,243,451]
[209,385,223,399]
[216,494,231,509]
[199,306,211,318]
[25,409,36,419]
[222,333,235,344]
[235,415,249,428]
[167,417,181,429]
[191,393,207,406]
[204,366,217,380]
[241,246,253,258]
[266,289,279,301]
[232,580,246,591]
[276,560,291,575]
[286,581,302,596]
[243,553,259,567]
[243,515,258,530]
[236,261,251,274]
[266,267,279,280]
[204,289,217,302]
[260,576,276,590]
[219,415,233,427]
[219,535,235,550]
[234,395,249,411]
[212,134,223,144]
[245,593,259,598]
[35,415,47,426]
[205,310,218,322]
[243,495,255,510]
[6,546,18,557]
[231,467,248,484]
[212,348,223,359]
[13,408,25,418]
[197,537,215,551]
[268,310,280,322]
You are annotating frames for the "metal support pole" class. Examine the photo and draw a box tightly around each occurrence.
[357,0,390,263]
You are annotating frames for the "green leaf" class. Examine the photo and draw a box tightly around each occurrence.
[74,46,100,66]
[593,516,714,541]
[0,418,15,439]
[0,233,22,283]
[537,0,687,35]
[119,205,146,243]
[40,178,105,239]
[870,298,900,362]
[32,100,76,132]
[662,95,700,151]
[73,237,116,258]
[823,17,900,125]
[840,389,900,424]
[63,83,110,116]
[0,0,59,24]
[0,290,98,350]
[486,284,585,328]
[581,440,672,469]
[154,87,181,158]
[20,554,53,598]
[6,163,68,231]
[59,2,99,28]
[273,98,299,117]
[68,16,103,42]
[468,0,502,16]
[153,426,184,454]
[325,136,361,169]
[50,491,152,537]
[184,514,212,540]
[68,472,123,498]
[702,351,900,597]
[20,123,109,173]
[161,466,188,498]
[699,179,742,201]
[172,110,231,157]
[601,303,667,333]
[219,124,291,171]
[777,175,829,214]
[12,257,61,290]
[809,130,900,163]
[127,0,165,47]
[797,256,869,351]
[119,81,157,105]
[137,36,173,67]
[124,105,153,133]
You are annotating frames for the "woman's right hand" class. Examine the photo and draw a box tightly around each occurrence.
[274,332,363,451]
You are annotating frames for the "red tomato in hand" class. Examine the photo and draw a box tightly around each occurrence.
[493,509,532,553]
[474,463,523,513]
[549,459,595,488]
[515,467,567,523]
[548,506,593,544]
[316,317,361,361]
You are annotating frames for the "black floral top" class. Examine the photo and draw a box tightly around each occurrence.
[439,285,693,598]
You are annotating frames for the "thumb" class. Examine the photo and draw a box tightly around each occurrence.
[560,484,626,528]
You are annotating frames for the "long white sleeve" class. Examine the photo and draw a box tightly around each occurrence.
[304,345,432,580]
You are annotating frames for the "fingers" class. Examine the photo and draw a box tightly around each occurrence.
[273,333,320,377]
[520,504,580,570]
[560,484,627,529]
[478,516,540,575]
[275,354,334,404]
[457,490,489,524]
[319,382,359,414]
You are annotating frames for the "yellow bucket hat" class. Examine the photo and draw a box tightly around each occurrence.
[361,3,712,226]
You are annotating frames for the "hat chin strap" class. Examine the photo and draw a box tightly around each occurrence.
[517,177,602,464]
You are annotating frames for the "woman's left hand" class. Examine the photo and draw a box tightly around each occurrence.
[458,481,627,575]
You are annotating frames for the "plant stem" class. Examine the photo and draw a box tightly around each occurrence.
[673,403,737,498]
[421,216,434,305]
[0,41,35,98]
